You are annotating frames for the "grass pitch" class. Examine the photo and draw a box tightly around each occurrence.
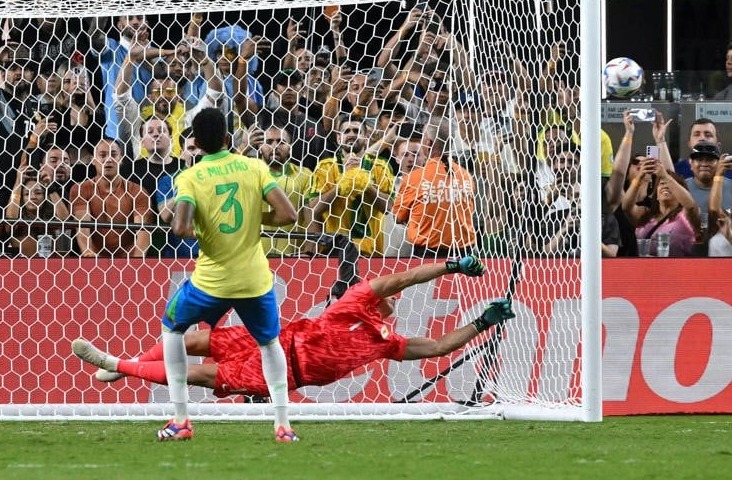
[0,416,729,480]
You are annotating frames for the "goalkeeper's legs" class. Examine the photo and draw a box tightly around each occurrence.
[72,339,120,371]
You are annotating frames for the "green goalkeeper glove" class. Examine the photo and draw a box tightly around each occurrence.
[472,299,516,332]
[445,255,485,277]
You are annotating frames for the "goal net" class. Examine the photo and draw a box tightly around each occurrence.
[0,0,601,421]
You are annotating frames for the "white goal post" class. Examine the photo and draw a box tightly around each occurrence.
[0,0,601,421]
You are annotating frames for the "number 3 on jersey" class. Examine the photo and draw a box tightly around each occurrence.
[215,183,243,233]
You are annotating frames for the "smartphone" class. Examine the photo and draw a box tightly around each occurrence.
[646,145,659,159]
[629,108,657,122]
[415,1,428,11]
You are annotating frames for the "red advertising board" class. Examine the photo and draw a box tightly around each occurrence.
[0,258,730,415]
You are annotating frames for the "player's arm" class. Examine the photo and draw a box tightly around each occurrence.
[403,300,516,360]
[369,256,485,299]
[262,186,297,227]
[403,325,479,360]
[171,200,197,239]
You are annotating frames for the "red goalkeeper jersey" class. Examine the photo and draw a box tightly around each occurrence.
[211,281,409,397]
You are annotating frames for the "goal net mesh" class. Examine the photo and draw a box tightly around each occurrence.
[0,0,587,420]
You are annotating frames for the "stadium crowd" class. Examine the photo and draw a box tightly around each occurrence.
[1,8,731,259]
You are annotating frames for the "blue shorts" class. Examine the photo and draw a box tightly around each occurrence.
[161,279,280,345]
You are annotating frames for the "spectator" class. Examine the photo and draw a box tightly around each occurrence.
[0,44,35,207]
[708,209,732,257]
[5,18,93,64]
[155,127,199,259]
[124,117,187,257]
[20,60,104,169]
[673,118,732,180]
[126,117,186,212]
[306,114,394,256]
[684,140,732,217]
[706,152,732,255]
[177,126,201,168]
[322,67,384,137]
[712,42,732,100]
[38,147,74,206]
[203,24,269,129]
[3,165,69,258]
[606,110,675,256]
[393,120,476,257]
[257,68,325,171]
[539,177,621,258]
[536,83,615,183]
[281,13,346,75]
[282,20,314,74]
[70,138,151,257]
[622,164,700,257]
[536,144,580,255]
[302,64,331,121]
[90,15,156,141]
[368,102,407,156]
[258,125,312,256]
[114,38,224,161]
[57,63,105,166]
[383,127,426,257]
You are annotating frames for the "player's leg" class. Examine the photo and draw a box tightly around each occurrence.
[72,339,218,388]
[91,330,212,383]
[234,289,297,442]
[158,280,228,441]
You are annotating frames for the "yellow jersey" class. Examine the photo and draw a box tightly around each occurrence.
[261,163,312,256]
[308,153,394,256]
[140,102,185,158]
[175,150,278,298]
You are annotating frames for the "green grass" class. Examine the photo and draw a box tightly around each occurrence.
[0,417,729,480]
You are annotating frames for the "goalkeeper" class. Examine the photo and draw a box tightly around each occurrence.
[72,256,515,398]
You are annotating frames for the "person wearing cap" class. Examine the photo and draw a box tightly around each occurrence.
[673,118,732,181]
[686,140,732,217]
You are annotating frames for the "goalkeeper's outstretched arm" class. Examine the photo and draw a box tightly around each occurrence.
[369,256,485,299]
[402,300,516,360]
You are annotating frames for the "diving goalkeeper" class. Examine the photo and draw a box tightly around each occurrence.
[72,256,515,398]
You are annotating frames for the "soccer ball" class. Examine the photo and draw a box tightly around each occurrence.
[603,57,644,98]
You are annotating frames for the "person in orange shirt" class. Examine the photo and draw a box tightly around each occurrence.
[393,120,477,257]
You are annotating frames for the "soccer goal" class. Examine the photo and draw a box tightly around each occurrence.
[0,0,601,422]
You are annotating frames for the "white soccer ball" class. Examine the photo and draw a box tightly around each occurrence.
[603,57,644,98]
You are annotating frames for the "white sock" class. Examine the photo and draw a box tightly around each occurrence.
[162,331,189,424]
[259,339,290,430]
